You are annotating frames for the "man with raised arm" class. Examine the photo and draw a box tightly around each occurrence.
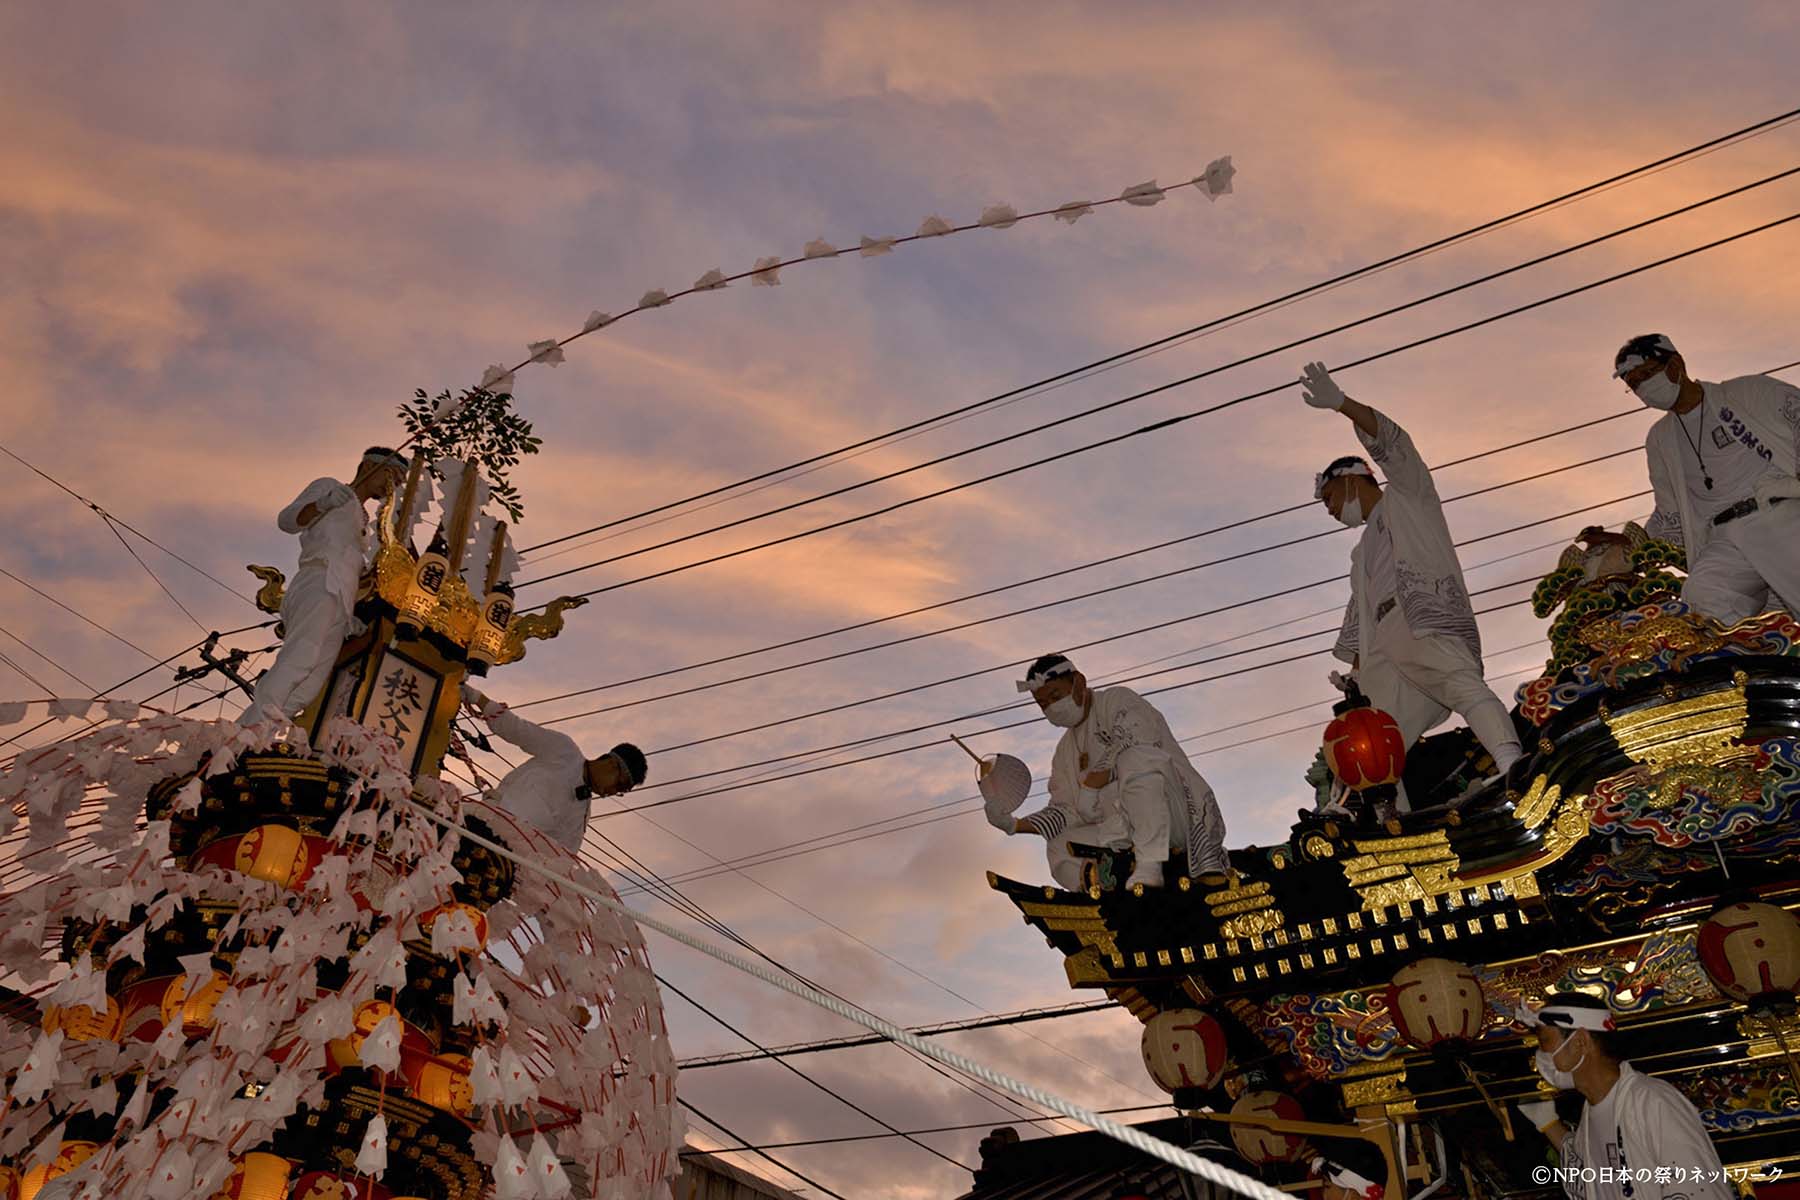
[243,447,408,727]
[1616,333,1800,625]
[460,684,647,853]
[1301,363,1523,802]
[987,653,1227,891]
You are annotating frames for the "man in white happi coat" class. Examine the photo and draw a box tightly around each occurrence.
[1515,993,1731,1200]
[243,447,408,726]
[1302,363,1523,804]
[460,684,647,853]
[987,653,1228,891]
[1616,333,1800,625]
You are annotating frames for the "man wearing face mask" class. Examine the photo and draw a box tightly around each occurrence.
[993,653,1227,891]
[1302,363,1523,803]
[1617,333,1800,626]
[1515,994,1729,1200]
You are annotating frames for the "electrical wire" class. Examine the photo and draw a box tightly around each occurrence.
[511,407,1656,713]
[678,1097,850,1200]
[0,441,255,604]
[516,186,1800,598]
[517,105,1800,558]
[567,463,1650,756]
[604,585,1547,819]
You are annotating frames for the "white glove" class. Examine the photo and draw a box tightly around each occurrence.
[460,684,505,720]
[1328,669,1357,693]
[1300,361,1347,410]
[1516,1098,1560,1133]
[984,798,1016,834]
[318,482,358,513]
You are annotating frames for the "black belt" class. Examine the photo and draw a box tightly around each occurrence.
[1376,597,1397,623]
[1713,495,1787,528]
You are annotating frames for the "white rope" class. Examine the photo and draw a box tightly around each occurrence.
[391,794,1289,1200]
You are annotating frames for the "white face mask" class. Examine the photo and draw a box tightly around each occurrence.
[1043,694,1085,728]
[1535,1033,1586,1089]
[1632,371,1681,411]
[1333,494,1365,529]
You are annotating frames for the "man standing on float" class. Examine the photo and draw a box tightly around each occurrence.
[243,447,408,727]
[1302,362,1522,804]
[1617,333,1800,625]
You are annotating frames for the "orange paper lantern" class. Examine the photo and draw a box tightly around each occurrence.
[161,971,230,1035]
[18,1141,97,1200]
[1323,697,1405,792]
[416,902,489,952]
[1386,958,1486,1050]
[233,823,316,887]
[1140,1008,1231,1094]
[42,995,124,1044]
[210,1152,294,1200]
[410,1051,476,1116]
[1228,1090,1306,1164]
[1697,902,1800,1005]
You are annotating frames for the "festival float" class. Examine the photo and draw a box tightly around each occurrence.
[0,388,681,1200]
[982,524,1800,1197]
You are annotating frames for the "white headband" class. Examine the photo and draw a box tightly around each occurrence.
[361,450,408,470]
[1518,1002,1616,1032]
[1015,659,1076,694]
[1313,1158,1383,1199]
[1314,459,1375,500]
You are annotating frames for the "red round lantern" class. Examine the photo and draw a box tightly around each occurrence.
[1140,1008,1231,1094]
[1228,1090,1306,1164]
[1323,690,1405,792]
[1385,958,1486,1050]
[1697,902,1800,1007]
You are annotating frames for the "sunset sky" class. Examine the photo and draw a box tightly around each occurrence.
[4,3,1800,1195]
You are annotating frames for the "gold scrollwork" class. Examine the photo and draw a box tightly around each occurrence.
[1603,685,1748,770]
[1218,908,1286,939]
[246,565,286,614]
[497,595,590,664]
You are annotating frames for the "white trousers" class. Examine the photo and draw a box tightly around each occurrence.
[1360,609,1522,806]
[246,568,351,724]
[1681,502,1800,626]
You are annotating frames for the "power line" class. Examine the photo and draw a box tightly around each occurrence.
[517,183,1800,599]
[679,1097,849,1200]
[0,441,255,605]
[578,825,1070,1128]
[571,452,1649,755]
[0,625,276,756]
[517,104,1800,559]
[679,1000,1125,1071]
[598,792,1163,1104]
[682,1104,1171,1156]
[658,974,977,1171]
[0,565,160,659]
[620,581,1578,897]
[605,585,1547,819]
[515,409,1658,716]
[99,514,209,632]
[627,649,1557,893]
[0,623,96,692]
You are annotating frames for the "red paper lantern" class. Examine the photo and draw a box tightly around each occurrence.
[1697,902,1800,1006]
[1385,958,1486,1050]
[1140,1008,1231,1094]
[1323,692,1405,792]
[1228,1090,1306,1164]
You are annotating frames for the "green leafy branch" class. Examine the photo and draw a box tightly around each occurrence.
[399,387,543,523]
